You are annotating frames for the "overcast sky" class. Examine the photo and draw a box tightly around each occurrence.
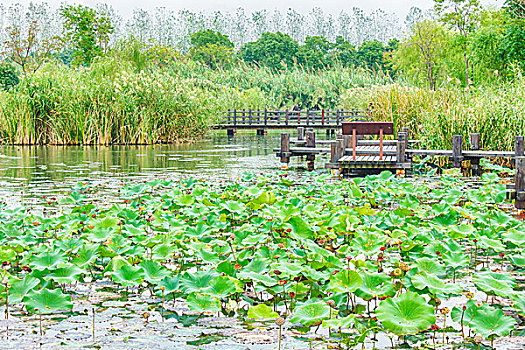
[3,0,503,17]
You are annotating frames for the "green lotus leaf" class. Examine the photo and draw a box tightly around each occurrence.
[442,251,469,269]
[502,228,525,246]
[243,258,269,274]
[202,275,239,298]
[470,306,515,339]
[236,271,277,287]
[286,215,314,240]
[45,264,85,284]
[220,200,244,214]
[414,257,445,276]
[356,273,395,301]
[449,224,475,239]
[451,299,484,326]
[9,276,40,304]
[24,288,73,314]
[473,272,515,297]
[158,276,180,294]
[94,216,120,230]
[180,270,218,293]
[512,295,525,317]
[151,243,175,260]
[110,265,144,287]
[509,254,525,267]
[72,243,100,267]
[139,260,170,283]
[187,292,220,312]
[411,272,461,296]
[290,300,331,327]
[322,315,355,329]
[376,291,436,336]
[328,270,362,294]
[247,304,279,320]
[479,236,505,252]
[30,251,67,270]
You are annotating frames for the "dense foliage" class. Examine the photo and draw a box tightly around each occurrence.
[0,172,523,348]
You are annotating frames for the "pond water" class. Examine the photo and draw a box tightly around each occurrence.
[0,130,331,207]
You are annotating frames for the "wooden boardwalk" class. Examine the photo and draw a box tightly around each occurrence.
[215,109,369,132]
[275,127,525,210]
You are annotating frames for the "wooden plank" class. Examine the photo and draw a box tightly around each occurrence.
[342,122,394,136]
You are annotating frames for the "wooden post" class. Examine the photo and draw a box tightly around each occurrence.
[233,109,237,127]
[515,157,525,211]
[379,128,384,160]
[451,135,464,168]
[515,136,524,156]
[280,133,290,169]
[248,109,252,126]
[306,130,315,171]
[343,135,351,154]
[470,133,481,176]
[227,109,230,125]
[470,133,480,150]
[352,129,357,161]
[331,138,344,163]
[297,127,305,141]
[322,109,325,126]
[264,109,268,127]
[396,132,407,164]
[285,110,289,126]
[336,109,340,126]
[306,110,310,126]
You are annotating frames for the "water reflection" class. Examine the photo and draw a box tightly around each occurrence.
[0,130,331,207]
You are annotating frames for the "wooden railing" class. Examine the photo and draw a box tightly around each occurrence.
[215,109,371,128]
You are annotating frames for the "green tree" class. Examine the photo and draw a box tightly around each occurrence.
[357,40,387,71]
[297,36,331,69]
[189,30,234,69]
[331,36,358,67]
[504,0,525,18]
[434,0,482,91]
[60,5,114,66]
[0,63,19,90]
[394,21,448,89]
[240,32,299,69]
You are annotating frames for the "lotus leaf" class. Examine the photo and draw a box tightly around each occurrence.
[376,291,436,336]
[247,304,279,320]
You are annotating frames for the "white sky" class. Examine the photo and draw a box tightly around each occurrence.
[3,0,503,17]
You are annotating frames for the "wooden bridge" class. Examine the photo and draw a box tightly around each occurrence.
[215,109,369,135]
[275,123,525,210]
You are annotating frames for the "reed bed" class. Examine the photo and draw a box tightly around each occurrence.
[0,57,523,147]
[340,79,525,151]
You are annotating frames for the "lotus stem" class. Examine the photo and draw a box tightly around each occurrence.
[5,283,8,321]
[92,307,95,341]
[39,311,42,336]
[278,325,282,350]
[442,314,446,344]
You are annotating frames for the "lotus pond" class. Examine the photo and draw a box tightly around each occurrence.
[0,164,525,349]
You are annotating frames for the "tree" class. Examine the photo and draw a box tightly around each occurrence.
[504,0,525,18]
[331,36,358,67]
[60,5,114,66]
[240,32,299,69]
[189,30,234,69]
[3,19,61,74]
[357,40,387,71]
[297,36,331,69]
[434,0,482,91]
[0,63,19,90]
[394,20,448,89]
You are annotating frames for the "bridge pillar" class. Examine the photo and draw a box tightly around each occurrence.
[227,129,236,137]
